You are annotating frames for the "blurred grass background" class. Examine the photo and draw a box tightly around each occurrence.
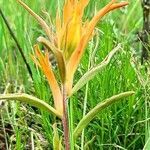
[0,0,149,149]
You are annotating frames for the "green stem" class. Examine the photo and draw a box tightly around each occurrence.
[69,97,74,150]
[81,82,89,150]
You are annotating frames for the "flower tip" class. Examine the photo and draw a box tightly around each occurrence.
[33,44,38,50]
[17,0,21,3]
[37,36,43,42]
[125,1,129,5]
[112,1,129,9]
[121,1,129,6]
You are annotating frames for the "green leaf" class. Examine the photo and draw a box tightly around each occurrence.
[0,93,62,119]
[73,91,135,139]
[70,44,121,97]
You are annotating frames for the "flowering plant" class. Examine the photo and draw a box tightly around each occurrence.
[0,0,135,149]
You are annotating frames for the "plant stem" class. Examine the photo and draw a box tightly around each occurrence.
[62,85,70,150]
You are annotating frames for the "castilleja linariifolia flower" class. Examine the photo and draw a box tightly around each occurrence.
[0,1,134,149]
[17,0,128,115]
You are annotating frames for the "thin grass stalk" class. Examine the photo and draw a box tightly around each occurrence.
[81,33,99,149]
[62,85,70,150]
[81,82,89,149]
[0,111,9,150]
[0,8,33,80]
[69,98,74,150]
[81,47,92,149]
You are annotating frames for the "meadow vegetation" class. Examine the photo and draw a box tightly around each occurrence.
[0,0,149,149]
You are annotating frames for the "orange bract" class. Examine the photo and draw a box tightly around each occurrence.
[32,45,63,114]
[65,0,128,95]
[18,0,128,114]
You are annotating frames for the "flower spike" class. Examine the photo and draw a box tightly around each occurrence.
[18,0,129,99]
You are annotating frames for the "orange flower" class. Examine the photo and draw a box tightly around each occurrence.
[59,0,89,60]
[18,0,128,115]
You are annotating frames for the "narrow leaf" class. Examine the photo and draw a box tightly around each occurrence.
[17,0,53,41]
[37,37,66,83]
[0,93,62,119]
[73,91,135,139]
[70,44,121,96]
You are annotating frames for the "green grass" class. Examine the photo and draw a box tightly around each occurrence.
[0,0,149,149]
